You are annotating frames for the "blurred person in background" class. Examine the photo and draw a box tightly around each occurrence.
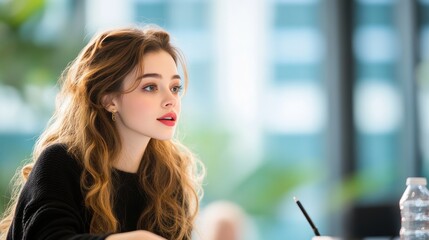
[0,26,204,240]
[194,201,259,240]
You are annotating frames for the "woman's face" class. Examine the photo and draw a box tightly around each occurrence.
[110,50,183,142]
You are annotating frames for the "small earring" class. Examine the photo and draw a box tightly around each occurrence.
[112,112,117,122]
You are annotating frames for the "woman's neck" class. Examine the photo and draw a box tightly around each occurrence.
[114,135,150,173]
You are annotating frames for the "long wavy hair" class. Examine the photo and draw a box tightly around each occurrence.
[0,26,204,240]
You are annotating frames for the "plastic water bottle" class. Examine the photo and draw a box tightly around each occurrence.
[400,177,429,240]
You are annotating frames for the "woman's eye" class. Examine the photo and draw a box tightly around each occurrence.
[143,85,157,92]
[171,85,183,94]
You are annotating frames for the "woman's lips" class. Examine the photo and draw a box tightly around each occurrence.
[157,112,177,126]
[157,119,176,126]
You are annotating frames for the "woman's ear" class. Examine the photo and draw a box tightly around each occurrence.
[101,94,117,112]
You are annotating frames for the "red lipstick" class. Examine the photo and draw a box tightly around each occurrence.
[157,112,177,127]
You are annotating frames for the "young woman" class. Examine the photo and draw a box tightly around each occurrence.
[0,26,204,240]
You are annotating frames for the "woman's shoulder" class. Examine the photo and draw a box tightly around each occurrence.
[20,143,84,202]
[40,143,70,158]
[31,143,82,179]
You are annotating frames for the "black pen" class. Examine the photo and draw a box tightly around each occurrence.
[294,196,321,236]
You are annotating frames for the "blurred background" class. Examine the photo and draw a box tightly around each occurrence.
[1,0,429,239]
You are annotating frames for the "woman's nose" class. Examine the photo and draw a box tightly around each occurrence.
[162,91,177,108]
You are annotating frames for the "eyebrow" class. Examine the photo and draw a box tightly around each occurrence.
[140,73,181,80]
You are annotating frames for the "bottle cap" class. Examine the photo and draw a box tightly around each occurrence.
[406,177,427,186]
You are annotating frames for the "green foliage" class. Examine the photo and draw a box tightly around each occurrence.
[182,124,317,219]
[179,124,234,198]
[1,0,45,29]
[0,0,49,83]
[417,61,429,88]
[231,162,317,216]
[184,123,394,222]
[0,0,83,96]
[327,169,395,213]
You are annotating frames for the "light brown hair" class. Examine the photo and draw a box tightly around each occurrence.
[0,26,204,240]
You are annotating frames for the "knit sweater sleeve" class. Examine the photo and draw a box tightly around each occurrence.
[7,144,110,240]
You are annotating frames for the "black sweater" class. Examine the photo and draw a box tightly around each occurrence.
[7,144,147,240]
